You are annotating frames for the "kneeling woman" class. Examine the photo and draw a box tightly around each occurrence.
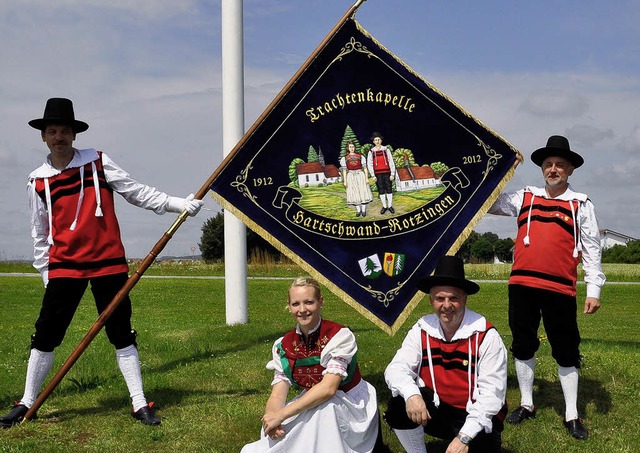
[241,276,380,453]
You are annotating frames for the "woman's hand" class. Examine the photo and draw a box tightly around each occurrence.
[265,424,286,440]
[262,411,286,436]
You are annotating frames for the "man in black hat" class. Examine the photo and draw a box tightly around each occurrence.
[384,256,508,453]
[488,135,605,440]
[0,98,204,428]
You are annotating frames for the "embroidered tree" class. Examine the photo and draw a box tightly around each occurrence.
[429,161,449,178]
[307,145,319,163]
[289,158,305,187]
[392,148,417,169]
[340,125,363,157]
[364,256,378,277]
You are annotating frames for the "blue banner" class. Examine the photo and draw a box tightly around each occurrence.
[210,18,520,334]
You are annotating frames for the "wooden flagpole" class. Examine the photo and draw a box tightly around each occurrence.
[23,0,367,422]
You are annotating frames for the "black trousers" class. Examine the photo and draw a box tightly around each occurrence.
[31,273,136,352]
[509,284,581,367]
[384,387,504,453]
[375,173,393,195]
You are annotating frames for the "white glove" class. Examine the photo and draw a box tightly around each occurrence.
[183,193,204,216]
[166,194,204,216]
[42,269,49,288]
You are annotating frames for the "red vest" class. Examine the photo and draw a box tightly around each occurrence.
[277,320,361,391]
[345,154,363,171]
[371,149,391,173]
[419,325,492,410]
[34,152,128,278]
[510,192,580,296]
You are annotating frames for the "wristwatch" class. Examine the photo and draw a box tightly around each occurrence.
[456,432,472,445]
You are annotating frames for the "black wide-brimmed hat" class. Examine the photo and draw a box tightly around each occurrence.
[29,98,89,133]
[371,131,384,141]
[416,255,480,295]
[530,135,583,168]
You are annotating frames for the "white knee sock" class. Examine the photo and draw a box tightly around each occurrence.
[515,357,536,410]
[394,426,427,453]
[386,193,393,207]
[116,345,147,411]
[558,366,579,421]
[20,349,54,408]
[380,195,387,208]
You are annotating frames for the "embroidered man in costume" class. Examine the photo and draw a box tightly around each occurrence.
[384,256,508,453]
[366,132,396,214]
[0,98,203,428]
[488,135,605,440]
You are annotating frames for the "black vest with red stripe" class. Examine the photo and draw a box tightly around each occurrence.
[34,152,128,278]
[510,192,580,296]
[277,320,361,391]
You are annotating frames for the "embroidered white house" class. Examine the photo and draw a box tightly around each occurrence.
[296,162,341,187]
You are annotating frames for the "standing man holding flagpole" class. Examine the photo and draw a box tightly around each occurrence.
[0,97,203,428]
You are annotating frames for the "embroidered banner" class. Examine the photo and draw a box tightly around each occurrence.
[209,18,521,334]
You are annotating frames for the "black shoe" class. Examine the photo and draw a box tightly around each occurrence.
[380,207,387,214]
[0,403,30,428]
[506,405,536,424]
[388,206,395,214]
[131,402,161,426]
[362,211,367,217]
[564,418,588,440]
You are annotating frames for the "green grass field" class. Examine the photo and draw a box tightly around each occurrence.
[0,263,638,452]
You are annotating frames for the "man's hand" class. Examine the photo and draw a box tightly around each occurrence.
[405,394,430,426]
[584,297,601,314]
[183,193,204,216]
[446,436,470,453]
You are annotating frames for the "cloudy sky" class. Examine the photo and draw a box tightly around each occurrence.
[1,0,638,262]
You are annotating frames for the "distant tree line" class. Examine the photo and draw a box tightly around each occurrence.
[199,214,639,264]
[199,213,516,264]
[602,240,640,263]
[455,231,514,263]
[199,211,282,263]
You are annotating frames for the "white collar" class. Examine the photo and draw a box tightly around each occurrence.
[525,184,587,202]
[295,317,322,336]
[418,308,486,341]
[29,148,99,179]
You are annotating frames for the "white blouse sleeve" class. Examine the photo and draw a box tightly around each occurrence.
[265,336,291,387]
[320,328,358,379]
[579,199,606,298]
[101,152,177,214]
[384,322,423,401]
[27,178,50,281]
[461,328,508,438]
[487,189,523,217]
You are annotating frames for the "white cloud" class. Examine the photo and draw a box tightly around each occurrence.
[518,90,590,118]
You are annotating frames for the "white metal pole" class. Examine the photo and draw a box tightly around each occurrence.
[221,0,248,324]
